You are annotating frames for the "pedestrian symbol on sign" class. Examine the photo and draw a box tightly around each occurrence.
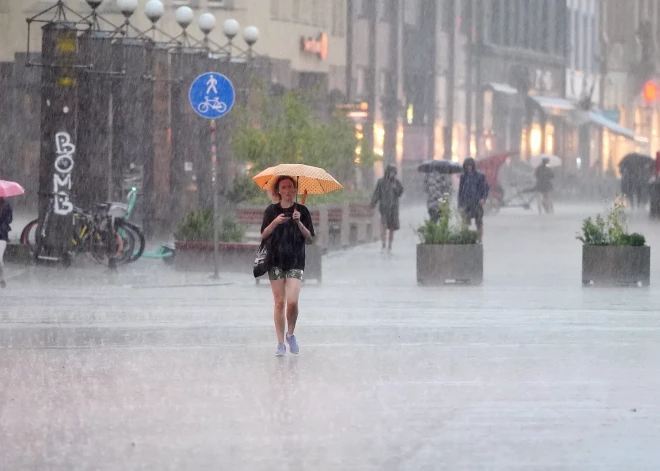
[188,72,235,120]
[206,75,218,95]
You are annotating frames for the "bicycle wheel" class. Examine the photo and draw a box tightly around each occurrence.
[20,219,39,252]
[90,229,124,265]
[115,225,136,265]
[117,220,145,263]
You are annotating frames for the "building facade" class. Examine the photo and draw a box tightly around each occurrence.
[601,0,660,175]
[0,0,349,210]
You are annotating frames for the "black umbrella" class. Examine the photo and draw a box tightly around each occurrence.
[417,159,463,174]
[619,153,654,172]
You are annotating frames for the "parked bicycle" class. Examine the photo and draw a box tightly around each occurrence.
[21,195,144,267]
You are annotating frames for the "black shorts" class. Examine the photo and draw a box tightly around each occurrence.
[461,205,484,229]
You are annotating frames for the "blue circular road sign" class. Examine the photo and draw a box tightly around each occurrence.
[189,72,235,119]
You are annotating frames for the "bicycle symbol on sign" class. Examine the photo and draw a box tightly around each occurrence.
[197,96,228,114]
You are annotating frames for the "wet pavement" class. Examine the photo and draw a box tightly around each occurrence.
[2,203,660,470]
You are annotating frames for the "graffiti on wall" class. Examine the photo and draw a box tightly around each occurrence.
[53,131,75,216]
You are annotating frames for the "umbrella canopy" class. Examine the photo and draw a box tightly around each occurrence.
[619,153,654,172]
[252,163,343,196]
[530,154,562,168]
[0,180,25,198]
[417,159,463,174]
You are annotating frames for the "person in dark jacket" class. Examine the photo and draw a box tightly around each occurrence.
[458,157,489,242]
[535,158,555,214]
[371,164,404,254]
[0,197,13,288]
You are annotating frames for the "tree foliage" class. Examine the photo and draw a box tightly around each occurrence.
[232,89,358,187]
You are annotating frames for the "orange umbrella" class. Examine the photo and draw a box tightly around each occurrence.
[252,164,343,204]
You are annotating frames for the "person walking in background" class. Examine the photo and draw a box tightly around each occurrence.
[458,158,489,242]
[0,197,13,288]
[424,170,452,222]
[535,157,555,214]
[371,164,404,254]
[260,176,315,356]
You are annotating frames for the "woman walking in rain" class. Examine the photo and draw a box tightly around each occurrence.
[261,176,315,356]
[371,164,404,254]
[0,196,13,288]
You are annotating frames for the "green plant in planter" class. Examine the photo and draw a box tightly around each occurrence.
[576,196,646,246]
[175,209,246,243]
[416,199,479,245]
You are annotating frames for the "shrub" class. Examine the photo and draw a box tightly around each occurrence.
[416,199,479,245]
[576,196,646,247]
[175,209,245,243]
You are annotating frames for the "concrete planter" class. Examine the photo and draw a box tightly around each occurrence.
[174,241,322,283]
[582,245,650,287]
[416,244,483,285]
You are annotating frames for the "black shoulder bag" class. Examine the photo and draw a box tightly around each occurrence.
[253,237,270,278]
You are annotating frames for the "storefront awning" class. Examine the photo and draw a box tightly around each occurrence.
[529,96,576,115]
[588,111,649,146]
[483,82,518,95]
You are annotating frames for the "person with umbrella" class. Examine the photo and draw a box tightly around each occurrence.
[260,176,315,356]
[0,180,22,288]
[371,164,404,254]
[253,164,342,356]
[619,153,654,208]
[534,157,555,214]
[458,158,489,242]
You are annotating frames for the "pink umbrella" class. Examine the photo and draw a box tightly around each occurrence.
[0,180,25,197]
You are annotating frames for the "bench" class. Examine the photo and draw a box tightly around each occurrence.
[174,240,323,283]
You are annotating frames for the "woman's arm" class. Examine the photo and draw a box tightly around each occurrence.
[292,208,313,241]
[296,220,313,241]
[260,205,279,240]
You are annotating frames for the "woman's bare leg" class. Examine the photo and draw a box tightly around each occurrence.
[284,278,302,335]
[270,279,286,344]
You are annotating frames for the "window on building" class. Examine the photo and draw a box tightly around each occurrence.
[377,0,389,22]
[540,0,550,52]
[332,0,346,36]
[356,67,367,97]
[271,0,279,19]
[404,0,420,27]
[489,0,502,44]
[555,1,565,56]
[441,0,452,33]
[292,0,300,22]
[592,14,599,72]
[460,0,472,36]
[581,12,588,71]
[502,0,512,46]
[570,8,577,69]
[171,0,200,7]
[311,0,320,25]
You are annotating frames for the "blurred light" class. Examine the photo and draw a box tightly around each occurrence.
[243,26,259,46]
[175,6,194,29]
[198,13,217,35]
[223,19,240,39]
[144,0,164,23]
[530,126,542,154]
[577,157,583,169]
[546,134,554,153]
[406,104,414,124]
[643,80,659,104]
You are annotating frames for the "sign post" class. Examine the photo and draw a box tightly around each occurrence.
[189,72,235,278]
